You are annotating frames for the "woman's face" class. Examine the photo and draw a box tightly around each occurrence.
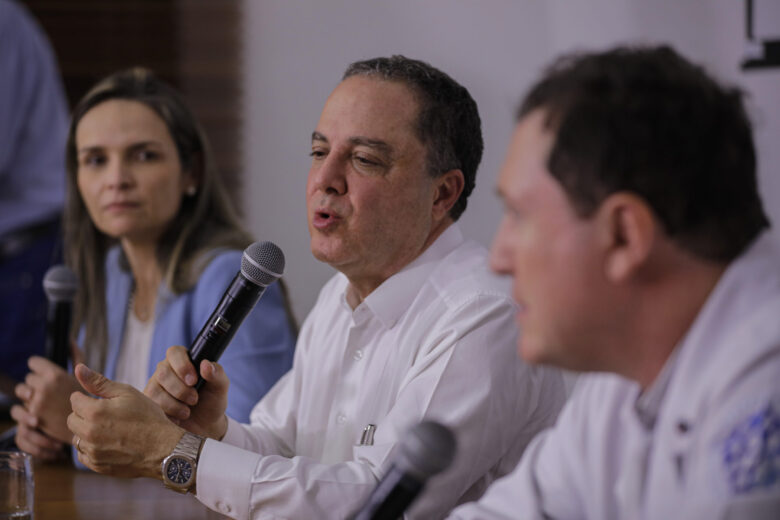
[75,99,194,244]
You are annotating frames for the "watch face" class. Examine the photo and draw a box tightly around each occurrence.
[166,456,193,485]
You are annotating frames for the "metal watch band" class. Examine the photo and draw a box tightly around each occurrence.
[172,432,204,460]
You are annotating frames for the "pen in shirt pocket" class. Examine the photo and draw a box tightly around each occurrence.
[359,424,376,446]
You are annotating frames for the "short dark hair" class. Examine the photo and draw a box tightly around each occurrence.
[344,55,483,221]
[518,45,769,262]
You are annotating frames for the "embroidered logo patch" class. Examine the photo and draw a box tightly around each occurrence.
[722,403,780,494]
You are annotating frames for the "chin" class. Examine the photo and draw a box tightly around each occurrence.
[310,248,332,264]
[98,218,143,237]
[98,226,132,240]
[310,240,343,266]
[517,338,548,366]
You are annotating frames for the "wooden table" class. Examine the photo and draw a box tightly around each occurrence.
[33,461,229,520]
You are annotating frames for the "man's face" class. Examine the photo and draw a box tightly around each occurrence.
[307,76,438,291]
[490,110,608,369]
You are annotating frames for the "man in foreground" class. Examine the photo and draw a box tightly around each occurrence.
[451,45,780,518]
[67,55,565,519]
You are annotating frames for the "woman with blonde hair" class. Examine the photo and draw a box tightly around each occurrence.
[12,68,296,459]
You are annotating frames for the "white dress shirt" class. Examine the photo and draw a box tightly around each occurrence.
[195,224,566,519]
[450,232,780,520]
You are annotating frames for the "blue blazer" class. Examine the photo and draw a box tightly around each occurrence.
[100,246,296,422]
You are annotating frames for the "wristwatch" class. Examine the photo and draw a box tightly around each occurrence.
[162,431,205,493]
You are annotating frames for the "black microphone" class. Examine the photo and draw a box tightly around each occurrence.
[353,421,457,520]
[188,241,285,389]
[42,265,78,369]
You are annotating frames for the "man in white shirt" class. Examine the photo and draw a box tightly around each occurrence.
[66,55,566,518]
[450,45,780,519]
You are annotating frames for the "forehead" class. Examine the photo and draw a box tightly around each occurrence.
[499,111,553,192]
[498,109,573,213]
[315,76,421,145]
[76,99,171,147]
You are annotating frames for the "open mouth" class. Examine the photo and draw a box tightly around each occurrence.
[313,209,340,229]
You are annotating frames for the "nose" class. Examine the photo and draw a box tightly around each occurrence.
[489,216,513,275]
[308,153,347,196]
[105,157,133,190]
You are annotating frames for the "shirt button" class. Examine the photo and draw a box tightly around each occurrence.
[337,413,347,424]
[353,350,363,361]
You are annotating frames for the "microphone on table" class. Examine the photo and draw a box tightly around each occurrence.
[188,241,285,389]
[353,421,457,520]
[42,265,78,369]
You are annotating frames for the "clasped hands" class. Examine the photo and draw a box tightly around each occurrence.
[64,346,229,479]
[11,343,85,459]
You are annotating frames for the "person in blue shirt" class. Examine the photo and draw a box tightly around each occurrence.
[11,68,296,460]
[0,0,69,388]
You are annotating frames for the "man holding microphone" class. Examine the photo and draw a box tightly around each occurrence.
[66,55,565,519]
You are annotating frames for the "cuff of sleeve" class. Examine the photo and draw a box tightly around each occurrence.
[221,416,245,446]
[196,437,261,519]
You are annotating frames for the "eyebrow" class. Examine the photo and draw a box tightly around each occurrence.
[311,132,393,156]
[349,137,393,156]
[77,140,162,155]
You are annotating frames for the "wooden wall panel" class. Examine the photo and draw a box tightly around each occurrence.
[24,0,244,210]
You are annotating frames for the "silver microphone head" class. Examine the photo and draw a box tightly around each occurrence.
[241,241,285,286]
[42,265,78,302]
[396,421,457,480]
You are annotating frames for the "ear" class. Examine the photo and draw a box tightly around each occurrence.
[181,168,199,197]
[595,192,657,283]
[431,169,465,222]
[182,151,204,195]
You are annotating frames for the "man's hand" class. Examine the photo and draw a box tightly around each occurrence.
[67,364,184,480]
[144,345,229,440]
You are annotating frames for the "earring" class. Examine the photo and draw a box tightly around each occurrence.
[186,185,197,196]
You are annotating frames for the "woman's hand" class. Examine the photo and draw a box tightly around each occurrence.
[13,356,84,444]
[10,405,64,460]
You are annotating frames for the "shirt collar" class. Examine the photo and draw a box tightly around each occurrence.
[339,224,465,329]
[634,232,780,431]
[634,344,681,430]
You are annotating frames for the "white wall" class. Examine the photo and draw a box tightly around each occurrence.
[243,0,780,323]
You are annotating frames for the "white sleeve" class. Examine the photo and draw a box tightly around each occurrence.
[194,294,565,519]
[195,437,378,519]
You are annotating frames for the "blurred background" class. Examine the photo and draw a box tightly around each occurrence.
[26,0,780,324]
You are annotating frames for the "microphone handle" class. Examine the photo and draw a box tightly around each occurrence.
[45,301,72,369]
[353,465,424,520]
[188,272,264,389]
[0,426,18,451]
